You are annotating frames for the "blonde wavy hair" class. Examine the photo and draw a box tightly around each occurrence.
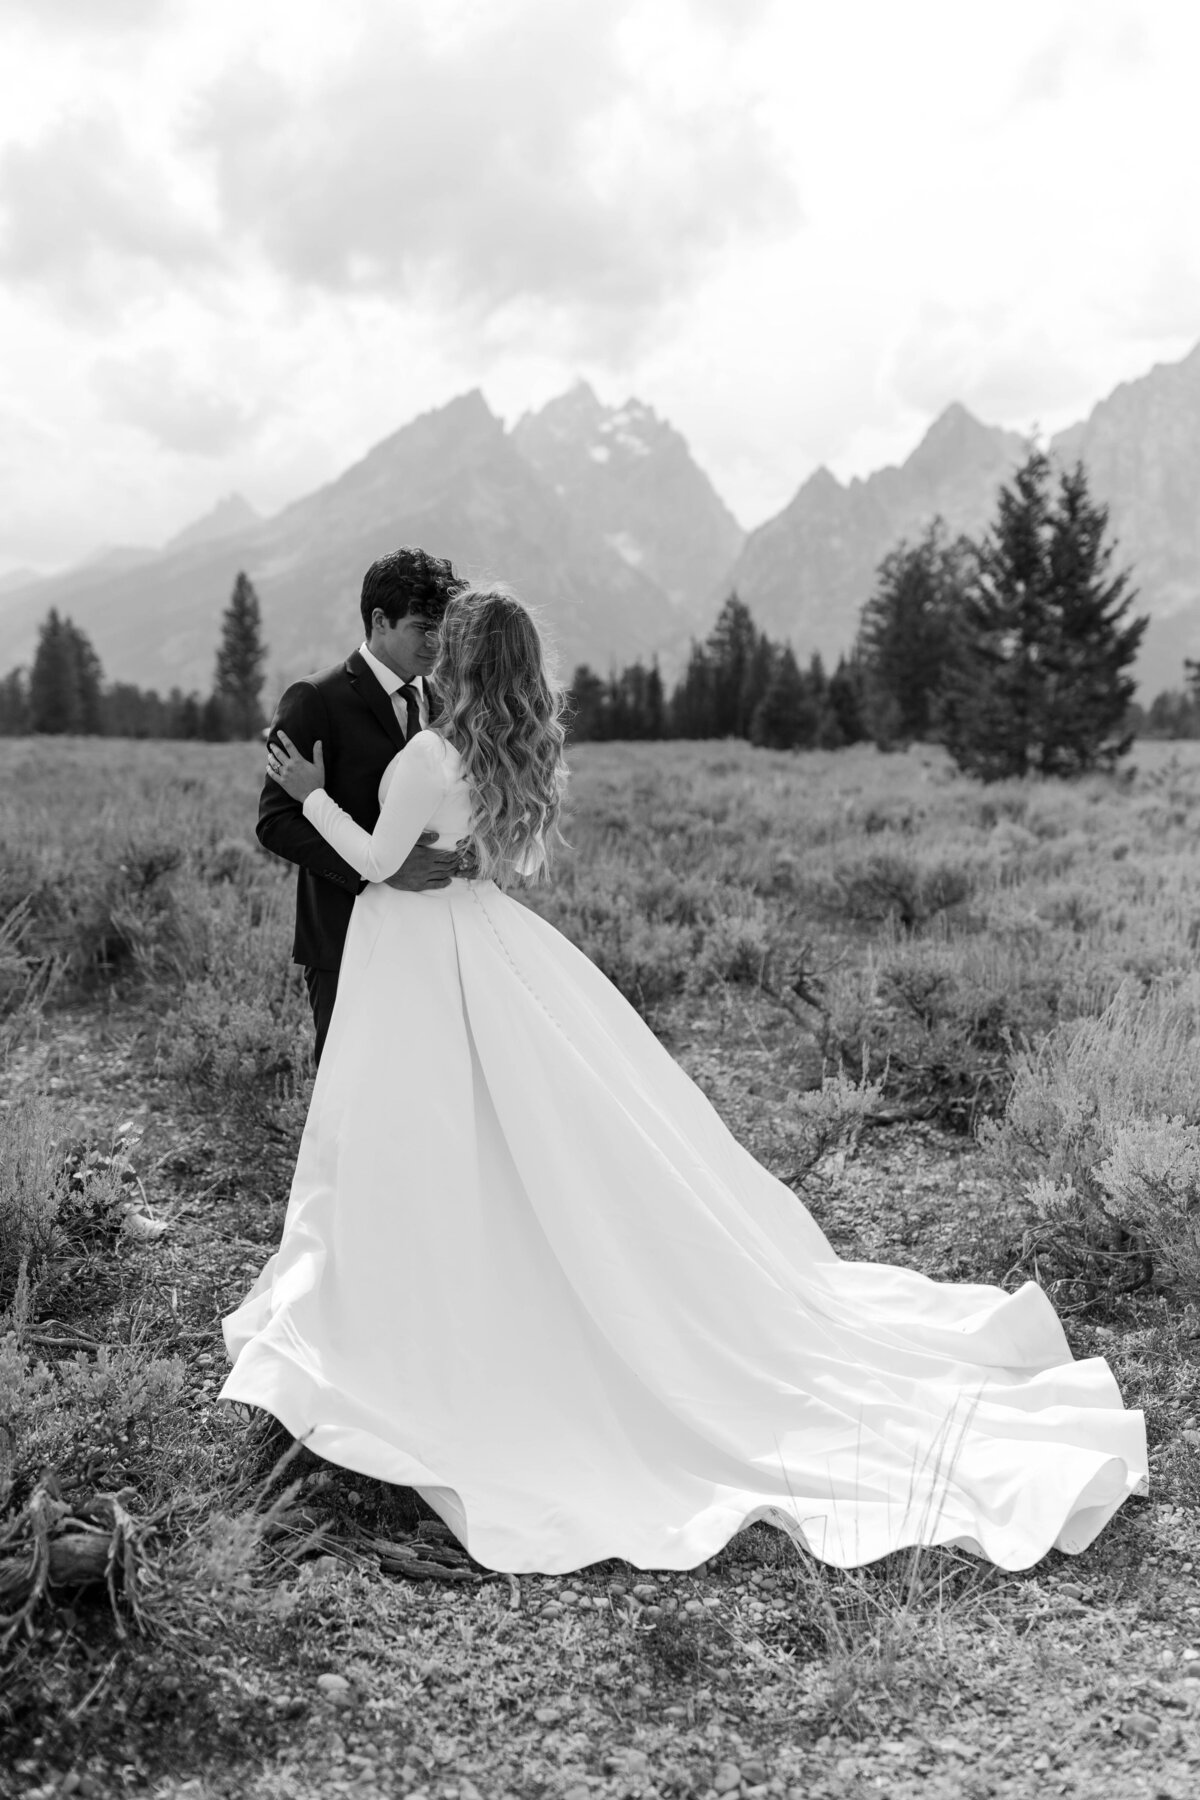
[431,584,568,884]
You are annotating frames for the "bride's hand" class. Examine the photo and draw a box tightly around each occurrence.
[267,731,326,801]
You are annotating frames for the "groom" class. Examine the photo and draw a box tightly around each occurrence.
[258,546,468,1063]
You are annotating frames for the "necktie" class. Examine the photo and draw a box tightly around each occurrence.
[397,683,421,741]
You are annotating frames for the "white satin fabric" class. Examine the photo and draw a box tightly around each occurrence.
[221,733,1148,1574]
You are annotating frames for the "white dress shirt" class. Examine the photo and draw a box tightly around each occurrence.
[358,640,429,738]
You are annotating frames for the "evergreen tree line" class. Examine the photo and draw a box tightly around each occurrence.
[1136,660,1200,740]
[0,573,268,740]
[569,448,1148,781]
[2,452,1151,780]
[569,610,868,750]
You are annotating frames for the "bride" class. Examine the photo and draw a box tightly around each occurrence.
[221,584,1147,1575]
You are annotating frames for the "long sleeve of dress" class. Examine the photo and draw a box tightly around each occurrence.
[301,733,450,883]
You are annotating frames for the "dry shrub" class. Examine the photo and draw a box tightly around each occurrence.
[7,838,204,992]
[1036,882,1106,935]
[790,1063,884,1174]
[981,975,1200,1299]
[536,858,792,1008]
[529,877,694,1017]
[0,741,279,1005]
[820,850,978,933]
[161,886,310,1131]
[0,1327,186,1504]
[0,1096,66,1312]
[691,897,778,992]
[1,1299,308,1664]
[0,900,40,1017]
[975,789,1029,830]
[204,836,267,888]
[1093,1117,1200,1293]
[583,909,692,1016]
[717,1426,990,1740]
[791,1546,974,1737]
[0,1099,148,1316]
[858,798,926,835]
[813,925,1112,1130]
[164,984,308,1128]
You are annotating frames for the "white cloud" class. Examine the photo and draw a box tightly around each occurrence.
[190,0,797,355]
[0,0,166,27]
[93,349,265,455]
[0,111,216,314]
[890,303,1095,429]
[0,0,1199,572]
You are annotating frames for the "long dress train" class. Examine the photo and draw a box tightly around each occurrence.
[221,732,1148,1574]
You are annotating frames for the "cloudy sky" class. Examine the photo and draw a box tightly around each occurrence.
[1,0,1198,574]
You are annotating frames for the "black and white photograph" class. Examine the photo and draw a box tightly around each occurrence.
[1,2,1198,1796]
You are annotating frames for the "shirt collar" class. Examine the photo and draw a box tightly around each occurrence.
[359,640,424,698]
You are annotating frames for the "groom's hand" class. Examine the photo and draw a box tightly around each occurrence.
[384,830,463,891]
[453,837,481,880]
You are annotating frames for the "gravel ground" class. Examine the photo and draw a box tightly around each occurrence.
[4,980,1200,1800]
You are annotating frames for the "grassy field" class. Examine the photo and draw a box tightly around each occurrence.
[2,734,1200,1800]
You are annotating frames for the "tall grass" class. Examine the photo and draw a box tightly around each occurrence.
[3,735,1199,1788]
[982,975,1200,1298]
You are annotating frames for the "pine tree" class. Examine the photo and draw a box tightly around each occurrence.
[939,452,1147,780]
[0,668,30,735]
[66,621,104,733]
[29,611,78,733]
[807,652,847,749]
[706,595,765,736]
[1143,688,1197,739]
[670,642,716,737]
[201,692,230,743]
[827,652,868,745]
[103,682,170,738]
[750,646,808,748]
[605,667,631,738]
[212,571,267,738]
[566,665,608,740]
[612,664,639,738]
[171,690,204,739]
[857,519,965,745]
[644,661,665,738]
[28,609,104,734]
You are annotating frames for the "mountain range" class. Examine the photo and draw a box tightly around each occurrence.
[2,344,1199,699]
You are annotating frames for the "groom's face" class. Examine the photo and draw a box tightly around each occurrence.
[369,606,441,682]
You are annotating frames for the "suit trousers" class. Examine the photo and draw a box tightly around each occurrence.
[304,965,341,1067]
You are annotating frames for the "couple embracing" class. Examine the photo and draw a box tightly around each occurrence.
[220,546,1147,1576]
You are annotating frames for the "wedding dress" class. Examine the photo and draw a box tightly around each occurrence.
[221,731,1148,1574]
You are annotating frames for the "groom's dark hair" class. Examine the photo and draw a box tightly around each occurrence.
[360,547,465,635]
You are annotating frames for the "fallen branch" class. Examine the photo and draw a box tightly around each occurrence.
[0,1481,158,1646]
[356,1527,484,1586]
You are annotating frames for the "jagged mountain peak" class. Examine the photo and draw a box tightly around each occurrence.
[545,378,603,418]
[365,387,501,462]
[511,385,744,610]
[722,335,1200,694]
[795,464,841,500]
[513,382,667,455]
[7,338,1199,705]
[595,397,666,458]
[274,390,509,533]
[167,492,261,554]
[926,398,987,437]
[0,381,680,695]
[1046,335,1200,666]
[904,401,1019,480]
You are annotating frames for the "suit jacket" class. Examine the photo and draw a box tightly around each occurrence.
[257,651,439,969]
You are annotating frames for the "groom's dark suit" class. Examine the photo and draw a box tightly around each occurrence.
[257,649,436,1061]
